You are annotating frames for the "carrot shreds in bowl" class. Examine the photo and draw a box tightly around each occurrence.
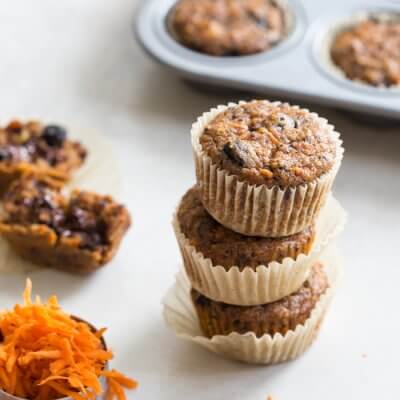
[0,279,138,400]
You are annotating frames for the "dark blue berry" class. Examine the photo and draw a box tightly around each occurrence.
[42,125,67,147]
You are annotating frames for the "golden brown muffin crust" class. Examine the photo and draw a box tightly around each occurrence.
[200,101,337,187]
[331,18,400,87]
[0,176,131,273]
[170,0,287,56]
[192,262,329,338]
[0,120,87,194]
[177,186,315,269]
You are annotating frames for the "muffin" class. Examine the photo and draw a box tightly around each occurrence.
[192,100,343,237]
[178,186,315,269]
[0,176,131,273]
[175,188,345,306]
[169,0,288,56]
[0,120,87,195]
[192,262,328,338]
[331,17,400,87]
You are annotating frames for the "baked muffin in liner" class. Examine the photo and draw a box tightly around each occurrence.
[192,262,328,338]
[174,194,345,305]
[191,100,344,237]
[163,248,342,364]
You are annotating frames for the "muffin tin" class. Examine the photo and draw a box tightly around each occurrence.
[134,0,400,119]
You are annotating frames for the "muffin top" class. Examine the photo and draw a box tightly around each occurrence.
[170,0,287,56]
[331,18,400,87]
[177,186,315,269]
[192,262,329,337]
[199,101,338,187]
[0,120,87,170]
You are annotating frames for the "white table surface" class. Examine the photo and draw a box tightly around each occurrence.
[0,1,399,399]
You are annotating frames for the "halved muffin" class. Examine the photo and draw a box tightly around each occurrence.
[0,175,131,273]
[0,120,87,194]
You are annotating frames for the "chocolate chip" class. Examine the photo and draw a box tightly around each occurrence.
[42,125,67,147]
[69,207,97,232]
[222,139,258,168]
[76,231,102,250]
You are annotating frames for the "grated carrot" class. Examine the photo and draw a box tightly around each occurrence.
[0,279,138,400]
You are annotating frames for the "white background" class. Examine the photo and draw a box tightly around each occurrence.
[0,1,399,399]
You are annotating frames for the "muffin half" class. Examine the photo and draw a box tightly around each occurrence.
[192,100,343,237]
[0,120,87,195]
[0,175,131,273]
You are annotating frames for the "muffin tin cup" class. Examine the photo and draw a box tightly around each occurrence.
[313,9,400,95]
[191,101,344,238]
[173,195,345,306]
[163,246,342,365]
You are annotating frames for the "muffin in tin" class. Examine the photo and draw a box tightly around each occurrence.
[0,120,87,195]
[192,262,328,338]
[331,16,400,87]
[169,0,289,56]
[177,186,315,270]
[192,100,343,237]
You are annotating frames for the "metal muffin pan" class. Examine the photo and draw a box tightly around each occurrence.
[134,0,400,119]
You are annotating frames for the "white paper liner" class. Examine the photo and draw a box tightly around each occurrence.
[191,100,344,237]
[174,194,345,305]
[163,247,342,364]
[0,125,122,274]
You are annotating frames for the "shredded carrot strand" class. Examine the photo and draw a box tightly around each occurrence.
[0,279,137,400]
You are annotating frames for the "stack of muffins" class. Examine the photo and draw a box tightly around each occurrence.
[168,100,345,364]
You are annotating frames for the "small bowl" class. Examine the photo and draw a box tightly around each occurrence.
[0,316,108,400]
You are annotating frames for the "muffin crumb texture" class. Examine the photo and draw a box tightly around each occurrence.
[170,0,287,56]
[0,120,87,194]
[192,262,329,338]
[331,18,400,87]
[200,101,337,187]
[177,186,315,269]
[0,176,131,272]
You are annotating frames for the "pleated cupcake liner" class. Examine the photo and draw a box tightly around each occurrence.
[191,100,344,237]
[163,247,342,365]
[174,195,345,305]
